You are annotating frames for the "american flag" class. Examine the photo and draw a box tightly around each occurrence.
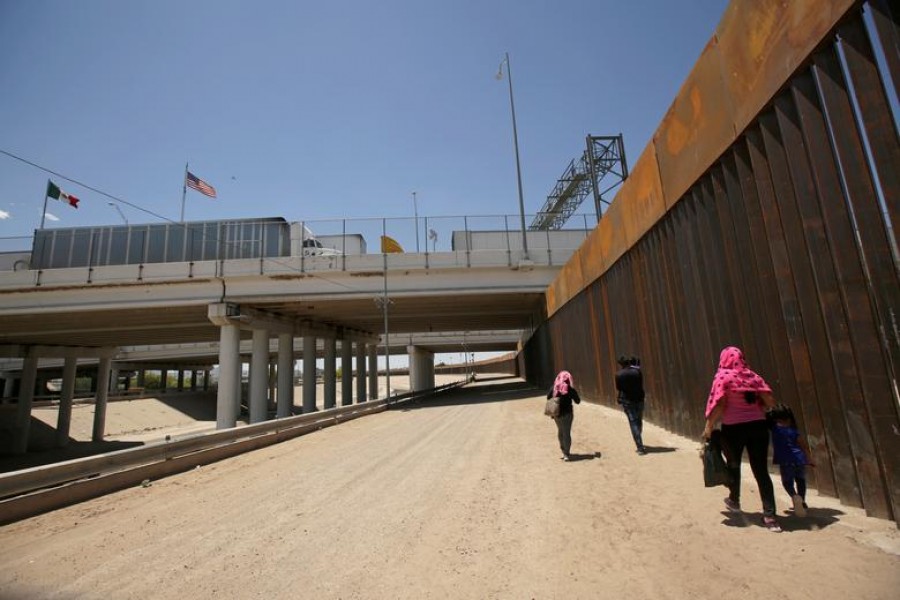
[186,171,217,198]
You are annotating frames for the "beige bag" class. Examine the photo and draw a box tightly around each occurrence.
[544,396,560,417]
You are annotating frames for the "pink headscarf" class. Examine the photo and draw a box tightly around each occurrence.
[553,370,574,397]
[704,346,771,417]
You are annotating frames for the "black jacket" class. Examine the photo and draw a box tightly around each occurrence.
[615,366,645,404]
[547,386,581,416]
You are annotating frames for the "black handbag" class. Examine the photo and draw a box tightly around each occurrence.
[702,433,732,487]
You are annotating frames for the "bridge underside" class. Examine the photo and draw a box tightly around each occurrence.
[0,291,544,353]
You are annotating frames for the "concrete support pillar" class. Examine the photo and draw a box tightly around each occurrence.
[407,345,436,392]
[203,369,210,391]
[3,375,15,399]
[93,356,112,442]
[277,333,294,418]
[160,369,168,393]
[341,339,353,406]
[356,342,367,403]
[13,356,38,454]
[177,369,185,391]
[190,370,198,391]
[250,328,270,424]
[56,356,78,447]
[324,337,336,410]
[368,345,378,400]
[216,324,241,429]
[302,335,317,413]
[137,369,145,388]
[110,367,120,394]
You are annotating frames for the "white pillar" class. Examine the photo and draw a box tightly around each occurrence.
[56,356,78,447]
[356,342,367,403]
[407,345,436,392]
[250,328,270,423]
[110,367,120,394]
[93,356,112,442]
[13,356,38,454]
[277,333,294,418]
[216,324,241,429]
[324,337,336,410]
[302,335,316,412]
[341,339,353,406]
[368,345,378,400]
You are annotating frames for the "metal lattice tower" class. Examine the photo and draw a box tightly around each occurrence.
[530,134,628,230]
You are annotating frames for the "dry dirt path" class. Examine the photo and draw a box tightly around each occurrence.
[1,378,898,599]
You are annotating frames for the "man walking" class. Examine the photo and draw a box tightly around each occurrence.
[615,355,647,455]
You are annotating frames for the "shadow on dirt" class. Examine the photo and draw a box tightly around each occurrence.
[396,378,542,411]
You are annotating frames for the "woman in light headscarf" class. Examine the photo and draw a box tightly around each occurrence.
[547,370,581,461]
[702,346,780,531]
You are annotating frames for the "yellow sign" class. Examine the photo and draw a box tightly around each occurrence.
[380,235,404,253]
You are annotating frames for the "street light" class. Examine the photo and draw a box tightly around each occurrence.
[496,52,529,260]
[108,202,128,225]
[412,191,419,252]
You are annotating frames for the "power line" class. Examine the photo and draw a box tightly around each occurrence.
[0,148,365,294]
[0,148,173,223]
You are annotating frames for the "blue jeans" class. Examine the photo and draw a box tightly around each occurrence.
[621,401,644,450]
[779,464,807,500]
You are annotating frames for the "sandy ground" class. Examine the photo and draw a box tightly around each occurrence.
[1,376,898,599]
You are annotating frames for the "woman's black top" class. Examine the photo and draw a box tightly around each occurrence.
[547,386,581,416]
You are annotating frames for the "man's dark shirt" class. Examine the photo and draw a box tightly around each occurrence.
[615,366,645,404]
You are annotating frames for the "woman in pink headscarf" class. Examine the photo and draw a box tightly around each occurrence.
[547,370,581,461]
[702,346,780,531]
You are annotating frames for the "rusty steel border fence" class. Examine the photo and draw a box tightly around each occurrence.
[519,0,900,521]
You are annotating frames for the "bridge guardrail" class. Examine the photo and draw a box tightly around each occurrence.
[0,379,466,524]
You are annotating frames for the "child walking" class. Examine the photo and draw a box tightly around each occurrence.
[768,405,814,517]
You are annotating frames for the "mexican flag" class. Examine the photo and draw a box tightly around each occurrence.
[46,180,79,208]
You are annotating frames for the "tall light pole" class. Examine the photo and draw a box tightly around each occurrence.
[412,191,419,252]
[108,202,128,225]
[497,52,529,260]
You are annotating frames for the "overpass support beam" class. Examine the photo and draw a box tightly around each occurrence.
[302,335,317,413]
[324,337,336,410]
[216,324,241,429]
[356,342,367,403]
[277,333,294,418]
[110,367,120,394]
[250,329,270,423]
[13,356,38,454]
[368,345,378,400]
[407,346,435,392]
[341,339,353,406]
[92,356,112,442]
[56,356,78,447]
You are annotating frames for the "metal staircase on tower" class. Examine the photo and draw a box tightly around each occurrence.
[530,134,628,230]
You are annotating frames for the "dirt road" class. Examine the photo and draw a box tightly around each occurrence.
[1,378,897,599]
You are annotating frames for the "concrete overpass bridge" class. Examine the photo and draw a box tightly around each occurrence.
[0,226,573,454]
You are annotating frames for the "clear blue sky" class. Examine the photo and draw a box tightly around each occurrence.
[1,0,729,247]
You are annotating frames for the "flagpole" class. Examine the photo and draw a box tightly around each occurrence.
[180,162,188,222]
[40,179,49,230]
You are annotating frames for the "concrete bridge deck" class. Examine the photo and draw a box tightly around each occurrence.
[1,377,897,599]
